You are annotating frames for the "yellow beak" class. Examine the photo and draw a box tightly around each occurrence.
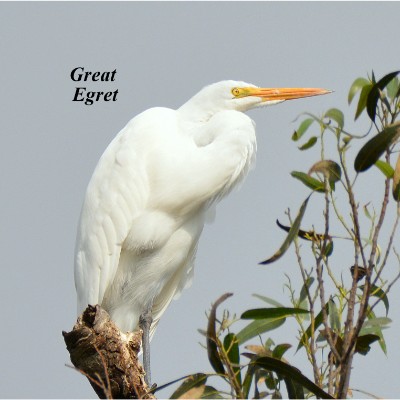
[237,87,331,101]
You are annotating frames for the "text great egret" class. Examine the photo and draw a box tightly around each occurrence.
[74,80,330,383]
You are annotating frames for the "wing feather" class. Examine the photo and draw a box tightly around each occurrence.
[74,110,174,314]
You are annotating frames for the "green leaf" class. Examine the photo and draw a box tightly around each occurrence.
[298,136,318,150]
[253,294,284,308]
[206,293,233,375]
[292,118,314,141]
[308,160,342,183]
[387,76,400,100]
[363,204,373,220]
[371,286,390,316]
[241,307,309,320]
[359,324,389,337]
[367,71,400,122]
[284,377,305,399]
[272,343,292,360]
[354,121,400,172]
[264,337,275,350]
[153,375,194,394]
[393,153,400,201]
[237,318,286,345]
[361,316,392,330]
[242,363,257,399]
[365,308,387,354]
[355,83,373,120]
[322,240,334,257]
[265,372,278,391]
[324,108,344,130]
[355,334,380,356]
[375,160,394,178]
[359,285,389,316]
[348,77,370,104]
[328,300,340,332]
[223,333,241,386]
[252,357,334,399]
[260,196,310,265]
[291,171,325,192]
[298,277,314,308]
[201,386,223,399]
[371,70,376,84]
[297,300,332,351]
[170,374,208,399]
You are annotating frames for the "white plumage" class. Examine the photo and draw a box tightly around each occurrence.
[74,80,329,339]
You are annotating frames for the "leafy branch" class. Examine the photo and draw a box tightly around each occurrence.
[166,71,400,399]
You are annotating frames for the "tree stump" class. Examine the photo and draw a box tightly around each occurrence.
[62,305,155,399]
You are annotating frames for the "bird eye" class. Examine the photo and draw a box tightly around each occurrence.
[231,87,241,97]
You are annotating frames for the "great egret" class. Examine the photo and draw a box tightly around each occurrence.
[74,80,329,383]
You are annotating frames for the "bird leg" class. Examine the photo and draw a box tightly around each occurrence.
[139,299,153,386]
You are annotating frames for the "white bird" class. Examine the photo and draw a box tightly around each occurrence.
[74,80,329,383]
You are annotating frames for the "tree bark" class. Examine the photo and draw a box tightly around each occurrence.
[62,305,155,399]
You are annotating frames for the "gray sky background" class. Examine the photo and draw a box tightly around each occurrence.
[1,1,400,398]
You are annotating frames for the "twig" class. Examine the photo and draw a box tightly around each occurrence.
[372,203,400,287]
[293,234,321,385]
[315,180,342,364]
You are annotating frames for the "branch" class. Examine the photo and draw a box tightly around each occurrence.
[63,305,155,399]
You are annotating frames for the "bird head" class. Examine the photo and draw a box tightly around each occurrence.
[179,80,331,121]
